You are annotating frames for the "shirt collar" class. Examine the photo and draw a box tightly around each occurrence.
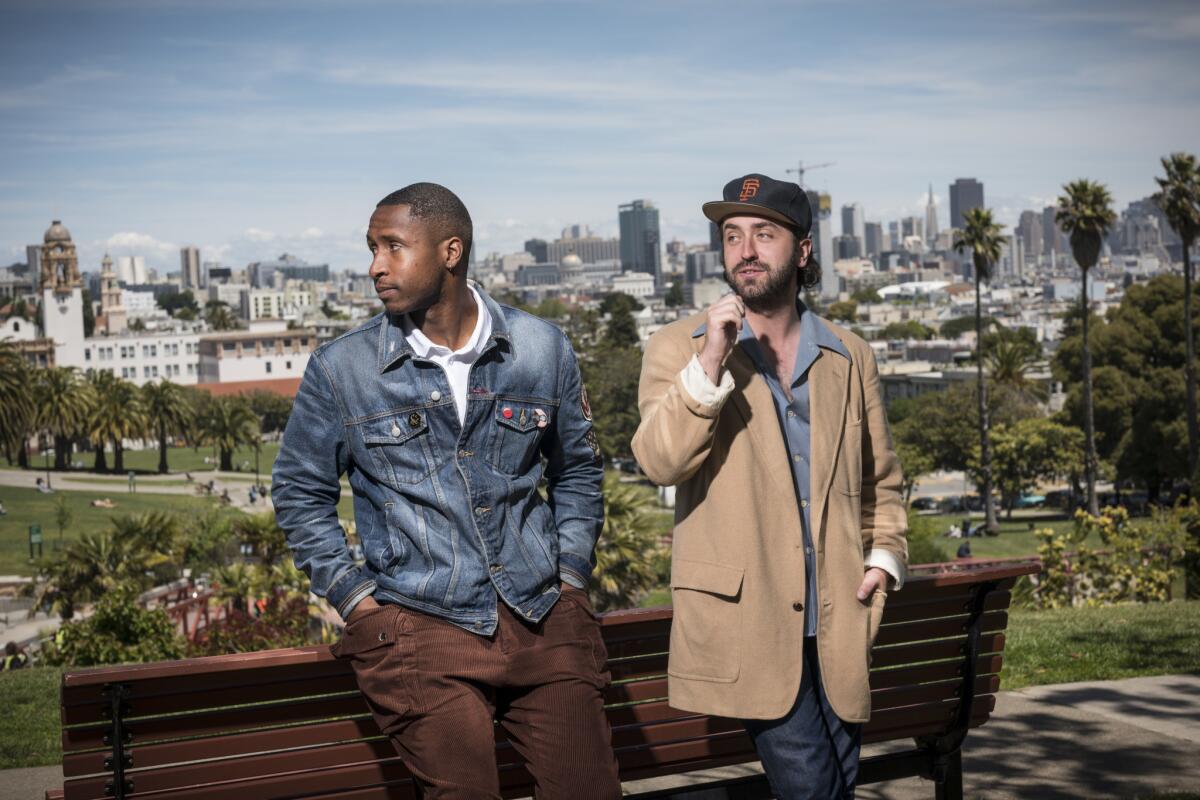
[377,282,511,373]
[690,298,851,378]
[401,285,491,359]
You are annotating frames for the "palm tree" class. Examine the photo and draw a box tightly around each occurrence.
[1057,180,1117,516]
[143,379,193,474]
[1154,153,1200,483]
[86,372,145,473]
[0,342,35,467]
[953,208,1005,535]
[202,394,260,471]
[205,300,239,331]
[986,336,1047,402]
[591,474,666,611]
[35,367,95,470]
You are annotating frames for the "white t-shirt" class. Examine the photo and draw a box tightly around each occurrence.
[401,286,492,425]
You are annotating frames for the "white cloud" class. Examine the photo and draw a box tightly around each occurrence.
[242,227,276,242]
[101,231,178,255]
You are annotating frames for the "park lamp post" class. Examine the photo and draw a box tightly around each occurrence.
[41,433,52,491]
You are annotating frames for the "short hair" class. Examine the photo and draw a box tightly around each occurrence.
[377,183,473,268]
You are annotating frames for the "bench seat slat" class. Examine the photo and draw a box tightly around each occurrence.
[879,589,1011,625]
[874,610,1008,647]
[869,632,1005,670]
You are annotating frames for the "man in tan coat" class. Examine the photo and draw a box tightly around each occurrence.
[632,173,908,798]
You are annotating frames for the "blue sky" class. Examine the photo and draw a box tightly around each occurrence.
[2,0,1198,276]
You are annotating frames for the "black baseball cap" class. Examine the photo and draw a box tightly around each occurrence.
[703,173,812,238]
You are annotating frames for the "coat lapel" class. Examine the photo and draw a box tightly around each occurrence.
[724,347,796,499]
[809,350,849,538]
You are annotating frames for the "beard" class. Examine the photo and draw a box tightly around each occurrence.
[722,242,804,313]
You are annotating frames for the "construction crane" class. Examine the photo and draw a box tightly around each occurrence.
[785,160,835,188]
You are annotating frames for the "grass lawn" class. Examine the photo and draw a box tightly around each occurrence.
[1000,600,1200,691]
[0,666,62,768]
[920,513,1077,560]
[120,442,282,476]
[0,486,228,576]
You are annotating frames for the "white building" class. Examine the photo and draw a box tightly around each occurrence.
[121,289,159,316]
[611,272,655,299]
[117,255,148,285]
[83,331,202,384]
[197,324,315,385]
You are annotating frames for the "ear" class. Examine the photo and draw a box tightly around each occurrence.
[796,236,814,266]
[442,236,465,272]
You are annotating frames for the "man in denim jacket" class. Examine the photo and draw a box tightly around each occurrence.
[273,183,620,799]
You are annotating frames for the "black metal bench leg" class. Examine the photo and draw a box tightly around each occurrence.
[934,750,963,800]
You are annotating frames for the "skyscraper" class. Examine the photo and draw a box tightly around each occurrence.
[1016,211,1043,263]
[1042,206,1066,258]
[807,190,835,299]
[840,203,864,243]
[618,199,662,284]
[864,222,883,258]
[949,178,985,230]
[180,246,201,290]
[924,184,939,244]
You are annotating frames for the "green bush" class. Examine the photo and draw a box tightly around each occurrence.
[907,510,950,565]
[48,588,184,667]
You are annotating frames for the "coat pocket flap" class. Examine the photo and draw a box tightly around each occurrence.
[670,559,744,597]
[361,410,429,445]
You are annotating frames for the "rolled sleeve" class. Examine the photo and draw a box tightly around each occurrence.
[865,548,907,590]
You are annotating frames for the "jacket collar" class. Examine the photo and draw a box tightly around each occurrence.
[691,298,851,375]
[377,282,512,373]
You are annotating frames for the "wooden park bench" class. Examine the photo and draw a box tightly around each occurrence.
[48,559,1038,800]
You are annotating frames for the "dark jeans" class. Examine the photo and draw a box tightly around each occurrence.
[332,587,621,799]
[743,637,862,799]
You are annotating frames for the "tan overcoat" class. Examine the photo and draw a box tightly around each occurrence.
[631,311,908,722]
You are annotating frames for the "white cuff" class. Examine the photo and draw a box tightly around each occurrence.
[680,354,735,407]
[865,549,907,591]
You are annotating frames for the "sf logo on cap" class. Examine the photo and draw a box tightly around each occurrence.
[739,178,761,201]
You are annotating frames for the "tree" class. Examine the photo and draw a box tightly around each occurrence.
[895,440,934,505]
[143,379,193,473]
[599,293,643,315]
[157,290,200,318]
[205,300,239,331]
[54,494,73,546]
[1057,179,1116,515]
[880,320,934,341]
[604,303,641,349]
[35,366,95,470]
[86,372,145,473]
[983,418,1084,518]
[591,474,667,611]
[81,288,95,337]
[940,315,994,340]
[664,281,684,308]
[246,390,293,437]
[827,300,858,324]
[1053,274,1199,500]
[985,329,1046,402]
[202,394,260,471]
[1154,152,1200,484]
[954,207,1006,535]
[851,288,882,304]
[0,341,34,466]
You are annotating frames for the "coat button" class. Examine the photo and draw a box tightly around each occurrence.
[792,602,804,612]
[430,390,442,401]
[390,424,401,437]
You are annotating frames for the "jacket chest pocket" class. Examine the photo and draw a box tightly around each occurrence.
[490,399,553,475]
[361,409,438,486]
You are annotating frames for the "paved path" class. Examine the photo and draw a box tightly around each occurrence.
[0,467,273,514]
[9,675,1199,800]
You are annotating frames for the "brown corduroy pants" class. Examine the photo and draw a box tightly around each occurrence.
[332,587,622,799]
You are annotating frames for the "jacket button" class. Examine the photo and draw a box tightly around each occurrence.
[792,602,804,612]
[430,390,442,401]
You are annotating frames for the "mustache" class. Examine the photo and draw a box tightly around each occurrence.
[734,260,766,272]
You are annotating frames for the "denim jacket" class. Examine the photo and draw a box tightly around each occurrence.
[272,288,604,635]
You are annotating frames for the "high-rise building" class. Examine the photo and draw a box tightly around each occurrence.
[924,184,939,244]
[180,246,202,290]
[116,255,147,285]
[523,238,549,263]
[840,203,865,243]
[709,222,722,252]
[864,222,884,258]
[26,245,42,291]
[901,216,924,241]
[949,178,985,230]
[1016,211,1043,263]
[806,190,835,299]
[618,199,662,284]
[1042,206,1065,258]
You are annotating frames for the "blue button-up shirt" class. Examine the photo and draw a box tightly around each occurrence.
[694,302,850,636]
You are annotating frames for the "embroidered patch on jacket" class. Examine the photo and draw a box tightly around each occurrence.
[580,386,593,421]
[584,428,602,464]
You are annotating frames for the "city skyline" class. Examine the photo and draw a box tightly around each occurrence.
[2,0,1198,274]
